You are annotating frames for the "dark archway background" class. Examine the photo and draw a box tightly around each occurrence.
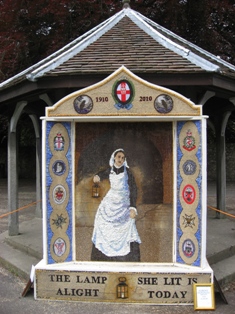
[75,122,173,204]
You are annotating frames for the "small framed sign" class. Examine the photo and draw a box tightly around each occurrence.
[193,283,215,310]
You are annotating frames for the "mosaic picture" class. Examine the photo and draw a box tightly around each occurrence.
[75,122,173,263]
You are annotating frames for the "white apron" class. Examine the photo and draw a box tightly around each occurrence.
[92,168,141,257]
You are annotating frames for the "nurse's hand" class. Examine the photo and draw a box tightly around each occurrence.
[93,175,100,183]
[130,208,137,219]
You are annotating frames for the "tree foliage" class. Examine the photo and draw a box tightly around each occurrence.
[0,0,235,82]
[0,0,122,81]
[133,0,235,64]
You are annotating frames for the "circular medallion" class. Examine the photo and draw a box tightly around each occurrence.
[113,79,134,106]
[53,237,66,257]
[52,160,66,176]
[182,160,197,176]
[182,184,196,204]
[154,94,173,113]
[182,239,195,258]
[53,184,66,204]
[73,95,93,114]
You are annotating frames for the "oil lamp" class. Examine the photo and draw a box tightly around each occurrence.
[92,180,100,198]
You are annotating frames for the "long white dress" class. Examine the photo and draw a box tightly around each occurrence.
[92,167,141,257]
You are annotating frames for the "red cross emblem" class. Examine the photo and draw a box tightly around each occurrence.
[54,132,64,151]
[116,81,131,103]
[113,79,134,109]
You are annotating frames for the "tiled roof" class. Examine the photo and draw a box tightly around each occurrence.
[1,7,235,91]
[47,16,205,76]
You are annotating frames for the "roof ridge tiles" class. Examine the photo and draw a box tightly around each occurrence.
[134,10,235,72]
[126,10,221,72]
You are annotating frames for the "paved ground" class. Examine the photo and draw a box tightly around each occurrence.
[0,179,36,234]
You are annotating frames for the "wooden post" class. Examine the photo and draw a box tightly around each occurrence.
[8,101,27,235]
[215,111,231,218]
[30,114,42,218]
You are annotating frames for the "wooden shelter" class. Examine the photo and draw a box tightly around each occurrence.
[0,1,235,235]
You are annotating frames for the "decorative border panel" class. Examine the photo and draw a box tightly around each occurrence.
[46,121,73,264]
[176,121,202,266]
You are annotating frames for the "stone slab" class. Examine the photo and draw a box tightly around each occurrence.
[35,268,211,304]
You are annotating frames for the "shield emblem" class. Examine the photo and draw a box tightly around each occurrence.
[113,79,134,109]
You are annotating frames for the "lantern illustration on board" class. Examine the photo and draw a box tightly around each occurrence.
[117,277,128,299]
